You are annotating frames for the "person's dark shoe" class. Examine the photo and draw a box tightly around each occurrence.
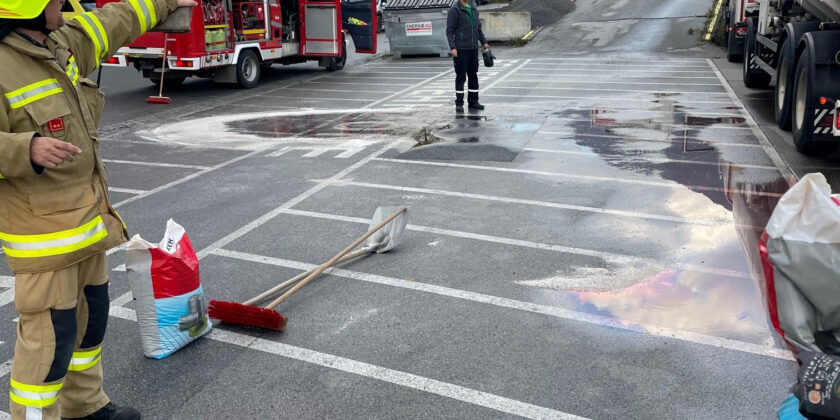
[63,402,141,420]
[455,105,464,113]
[468,103,485,110]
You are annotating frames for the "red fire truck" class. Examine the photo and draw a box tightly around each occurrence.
[96,0,378,88]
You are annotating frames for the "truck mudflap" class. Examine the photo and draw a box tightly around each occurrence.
[341,0,378,53]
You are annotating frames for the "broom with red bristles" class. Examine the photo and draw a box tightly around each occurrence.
[147,36,172,105]
[208,206,408,330]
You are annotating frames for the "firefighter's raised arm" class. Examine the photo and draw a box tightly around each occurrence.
[54,0,197,76]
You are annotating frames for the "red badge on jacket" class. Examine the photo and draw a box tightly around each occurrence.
[48,117,65,133]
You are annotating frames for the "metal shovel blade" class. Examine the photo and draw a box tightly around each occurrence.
[365,205,409,253]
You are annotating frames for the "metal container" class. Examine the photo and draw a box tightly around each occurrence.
[151,7,194,33]
[796,0,840,22]
[383,0,455,58]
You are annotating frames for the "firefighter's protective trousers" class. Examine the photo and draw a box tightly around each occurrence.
[10,253,109,419]
[453,48,479,106]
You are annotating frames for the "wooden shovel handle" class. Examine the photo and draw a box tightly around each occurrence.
[265,207,407,309]
[243,248,371,306]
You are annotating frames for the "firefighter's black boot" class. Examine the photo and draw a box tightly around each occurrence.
[468,102,485,111]
[63,402,141,420]
[456,104,464,113]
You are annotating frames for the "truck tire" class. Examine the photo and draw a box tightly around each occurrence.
[726,28,742,62]
[326,34,347,72]
[774,37,795,130]
[236,49,261,89]
[792,46,819,154]
[743,18,771,88]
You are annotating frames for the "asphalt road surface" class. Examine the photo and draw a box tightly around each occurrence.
[0,0,828,418]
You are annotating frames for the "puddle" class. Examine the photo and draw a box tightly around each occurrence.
[683,116,746,126]
[515,105,794,347]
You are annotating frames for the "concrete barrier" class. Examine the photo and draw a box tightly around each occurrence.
[479,12,531,41]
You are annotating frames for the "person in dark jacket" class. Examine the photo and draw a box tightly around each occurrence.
[446,0,489,112]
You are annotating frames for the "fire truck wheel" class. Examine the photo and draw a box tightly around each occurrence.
[237,49,261,89]
[326,34,347,72]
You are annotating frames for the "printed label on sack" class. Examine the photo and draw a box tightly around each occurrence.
[405,21,432,36]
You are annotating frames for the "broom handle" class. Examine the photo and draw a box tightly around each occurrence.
[265,207,407,309]
[158,37,169,98]
[243,248,371,306]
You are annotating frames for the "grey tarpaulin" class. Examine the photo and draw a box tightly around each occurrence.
[760,173,840,355]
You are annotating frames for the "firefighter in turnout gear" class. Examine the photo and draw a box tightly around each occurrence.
[0,0,196,419]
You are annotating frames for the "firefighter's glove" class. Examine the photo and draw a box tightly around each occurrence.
[793,351,840,419]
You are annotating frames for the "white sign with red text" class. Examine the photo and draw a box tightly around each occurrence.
[405,21,433,36]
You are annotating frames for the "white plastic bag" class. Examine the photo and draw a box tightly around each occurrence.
[760,173,840,355]
[125,220,212,359]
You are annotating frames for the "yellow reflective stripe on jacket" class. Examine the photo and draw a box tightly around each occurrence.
[127,0,157,35]
[66,55,80,86]
[74,12,110,61]
[68,347,101,372]
[0,215,108,258]
[4,79,63,110]
[0,172,5,179]
[9,379,62,408]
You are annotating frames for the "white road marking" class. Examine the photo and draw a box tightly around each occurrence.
[267,140,377,159]
[503,79,723,87]
[534,57,706,64]
[193,69,453,258]
[102,159,210,170]
[0,358,12,378]
[522,67,716,74]
[372,158,783,198]
[106,304,587,420]
[112,264,126,272]
[542,115,752,131]
[113,150,263,208]
[501,103,745,117]
[491,86,730,95]
[0,277,14,308]
[322,75,430,80]
[254,95,372,102]
[536,132,765,148]
[283,87,402,94]
[109,187,148,195]
[482,94,733,105]
[302,80,416,86]
[708,59,795,178]
[481,59,532,93]
[195,140,404,260]
[106,243,126,256]
[0,288,15,309]
[110,291,133,307]
[334,180,730,226]
[281,209,751,279]
[211,248,793,361]
[523,148,779,170]
[509,75,720,80]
